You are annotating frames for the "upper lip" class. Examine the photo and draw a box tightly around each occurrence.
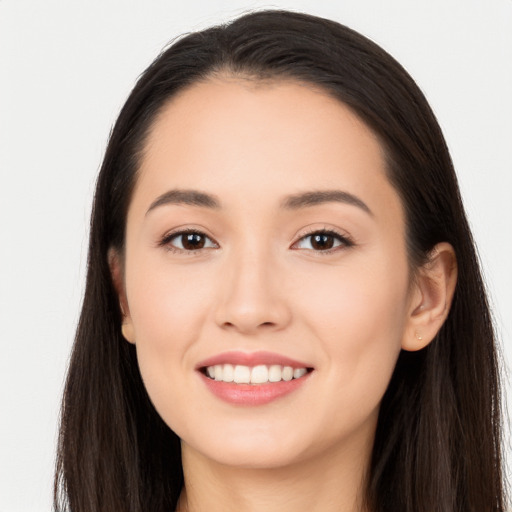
[195,350,313,370]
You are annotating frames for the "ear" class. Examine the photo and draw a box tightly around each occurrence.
[108,247,136,344]
[402,242,458,351]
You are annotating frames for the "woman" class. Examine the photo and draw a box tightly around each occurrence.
[54,9,506,512]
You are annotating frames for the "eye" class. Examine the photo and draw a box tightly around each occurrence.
[162,230,218,252]
[293,230,353,252]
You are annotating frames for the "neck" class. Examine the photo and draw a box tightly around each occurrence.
[176,436,373,512]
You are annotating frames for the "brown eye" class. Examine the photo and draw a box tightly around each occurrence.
[165,231,217,251]
[293,230,353,252]
[181,233,206,250]
[310,233,335,250]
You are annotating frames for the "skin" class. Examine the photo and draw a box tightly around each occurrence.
[111,77,457,512]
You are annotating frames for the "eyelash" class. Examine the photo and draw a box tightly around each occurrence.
[159,228,354,255]
[291,228,355,255]
[159,229,218,255]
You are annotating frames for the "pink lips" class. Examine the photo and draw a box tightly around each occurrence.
[196,350,313,406]
[196,350,310,370]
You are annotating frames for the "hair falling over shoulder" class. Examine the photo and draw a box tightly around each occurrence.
[54,9,507,512]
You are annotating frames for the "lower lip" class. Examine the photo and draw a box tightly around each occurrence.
[199,372,312,406]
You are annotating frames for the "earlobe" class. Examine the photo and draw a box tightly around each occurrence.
[402,242,458,351]
[108,247,136,344]
[121,322,136,344]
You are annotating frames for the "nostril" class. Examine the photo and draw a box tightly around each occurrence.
[221,320,276,330]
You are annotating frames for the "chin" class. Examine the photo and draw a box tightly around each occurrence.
[180,426,314,470]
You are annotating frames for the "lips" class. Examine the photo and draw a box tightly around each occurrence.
[205,363,308,384]
[196,350,311,369]
[196,351,314,405]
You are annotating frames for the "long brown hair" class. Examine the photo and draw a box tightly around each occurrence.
[54,10,506,511]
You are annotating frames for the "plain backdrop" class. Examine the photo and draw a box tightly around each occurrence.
[1,1,511,510]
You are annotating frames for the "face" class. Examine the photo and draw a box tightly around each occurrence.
[118,78,416,469]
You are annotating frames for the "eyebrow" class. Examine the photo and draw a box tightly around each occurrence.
[145,188,372,216]
[281,190,373,216]
[146,189,221,215]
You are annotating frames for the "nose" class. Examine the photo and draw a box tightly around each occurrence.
[214,249,292,335]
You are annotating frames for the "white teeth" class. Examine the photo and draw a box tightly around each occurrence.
[204,364,309,384]
[251,365,269,384]
[293,368,307,379]
[282,366,293,381]
[223,364,234,382]
[268,365,282,382]
[233,365,251,384]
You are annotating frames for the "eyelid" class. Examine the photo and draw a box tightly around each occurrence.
[157,225,355,255]
[158,227,219,254]
[290,227,355,253]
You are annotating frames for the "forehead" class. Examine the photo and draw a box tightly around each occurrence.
[132,77,403,228]
[144,77,383,166]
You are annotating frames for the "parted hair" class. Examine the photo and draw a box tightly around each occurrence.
[54,9,506,512]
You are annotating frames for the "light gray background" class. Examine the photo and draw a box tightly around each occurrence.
[1,1,511,510]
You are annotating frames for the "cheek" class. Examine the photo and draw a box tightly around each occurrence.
[123,257,215,402]
[126,254,212,340]
[293,257,408,402]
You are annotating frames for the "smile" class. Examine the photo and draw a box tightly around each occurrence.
[203,364,308,384]
[196,351,314,405]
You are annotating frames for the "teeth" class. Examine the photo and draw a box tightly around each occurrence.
[233,365,251,384]
[293,368,307,379]
[204,364,309,384]
[251,365,268,384]
[268,365,282,382]
[223,364,234,382]
[282,366,293,381]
